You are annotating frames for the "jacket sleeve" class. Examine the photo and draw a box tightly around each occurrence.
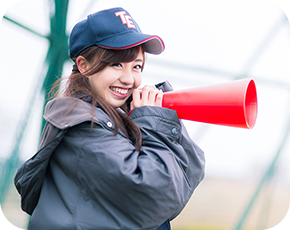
[130,106,205,220]
[75,106,205,228]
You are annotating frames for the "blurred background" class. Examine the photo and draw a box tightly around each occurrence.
[0,0,290,229]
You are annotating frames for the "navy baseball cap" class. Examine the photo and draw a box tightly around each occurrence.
[69,7,165,59]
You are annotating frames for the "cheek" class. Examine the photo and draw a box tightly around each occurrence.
[134,74,142,88]
[88,75,103,94]
[88,77,97,91]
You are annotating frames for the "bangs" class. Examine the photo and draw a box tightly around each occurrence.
[100,45,145,64]
[76,45,145,76]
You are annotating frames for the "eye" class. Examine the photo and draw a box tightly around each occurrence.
[134,64,142,70]
[110,63,122,68]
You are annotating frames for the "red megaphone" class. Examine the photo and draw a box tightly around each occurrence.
[162,78,257,129]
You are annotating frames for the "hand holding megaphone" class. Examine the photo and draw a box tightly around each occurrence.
[162,78,257,129]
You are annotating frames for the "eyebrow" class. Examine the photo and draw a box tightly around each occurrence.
[135,58,143,63]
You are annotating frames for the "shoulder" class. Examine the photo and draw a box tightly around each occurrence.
[43,97,112,130]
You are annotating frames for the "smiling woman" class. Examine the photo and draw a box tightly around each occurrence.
[74,45,144,108]
[60,44,147,149]
[13,7,205,230]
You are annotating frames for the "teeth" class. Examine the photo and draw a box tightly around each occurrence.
[110,87,128,95]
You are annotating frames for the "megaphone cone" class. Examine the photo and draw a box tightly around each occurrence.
[162,78,257,129]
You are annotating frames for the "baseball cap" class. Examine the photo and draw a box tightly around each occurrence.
[69,7,165,59]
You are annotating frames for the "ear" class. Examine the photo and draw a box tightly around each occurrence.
[76,56,90,76]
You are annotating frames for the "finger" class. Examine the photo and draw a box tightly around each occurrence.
[142,85,157,101]
[142,85,156,90]
[140,86,152,103]
[131,89,142,110]
[148,88,160,104]
[155,90,163,107]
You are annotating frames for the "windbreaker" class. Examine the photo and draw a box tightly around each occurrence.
[14,83,205,230]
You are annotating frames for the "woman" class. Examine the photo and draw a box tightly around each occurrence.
[14,7,205,230]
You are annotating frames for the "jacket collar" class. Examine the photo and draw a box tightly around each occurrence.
[44,97,117,131]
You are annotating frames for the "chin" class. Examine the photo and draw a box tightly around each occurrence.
[109,100,126,109]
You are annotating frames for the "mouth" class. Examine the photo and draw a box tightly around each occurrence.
[109,86,130,98]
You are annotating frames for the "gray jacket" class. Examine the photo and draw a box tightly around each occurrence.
[14,90,205,230]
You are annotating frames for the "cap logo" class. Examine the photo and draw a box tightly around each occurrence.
[115,11,136,29]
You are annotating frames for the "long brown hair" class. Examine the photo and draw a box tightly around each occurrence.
[53,45,145,150]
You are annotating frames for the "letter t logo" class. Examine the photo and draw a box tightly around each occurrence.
[115,11,136,29]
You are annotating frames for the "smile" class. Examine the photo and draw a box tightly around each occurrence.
[109,86,130,97]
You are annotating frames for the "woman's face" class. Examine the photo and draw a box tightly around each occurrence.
[86,49,143,108]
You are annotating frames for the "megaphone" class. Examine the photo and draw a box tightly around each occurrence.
[162,78,257,129]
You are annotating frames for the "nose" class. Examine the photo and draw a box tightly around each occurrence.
[119,69,134,86]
